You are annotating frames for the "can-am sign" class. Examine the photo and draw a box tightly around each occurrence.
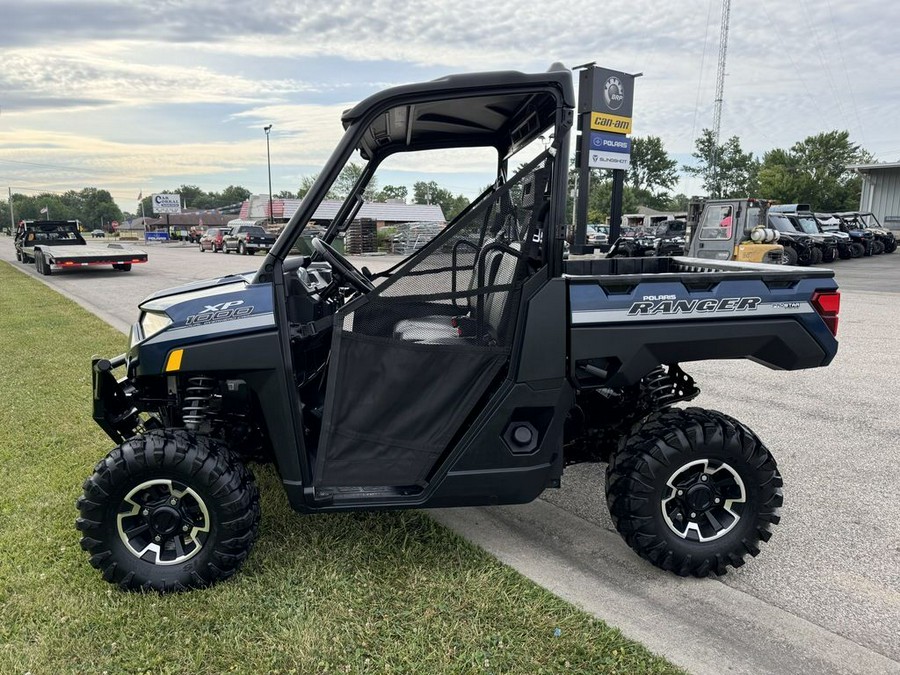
[152,193,181,214]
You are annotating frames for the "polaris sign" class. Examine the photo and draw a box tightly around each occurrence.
[591,132,631,153]
[589,131,632,170]
[152,193,182,215]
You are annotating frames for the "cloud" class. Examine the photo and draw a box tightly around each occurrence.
[1,0,899,209]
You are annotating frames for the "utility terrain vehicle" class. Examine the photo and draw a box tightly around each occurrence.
[607,220,687,258]
[78,66,841,591]
[766,205,830,265]
[835,212,896,254]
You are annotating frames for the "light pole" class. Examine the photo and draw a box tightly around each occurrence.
[264,125,273,224]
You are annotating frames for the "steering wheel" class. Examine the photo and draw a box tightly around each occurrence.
[311,237,374,294]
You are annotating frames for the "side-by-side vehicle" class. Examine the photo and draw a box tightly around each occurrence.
[77,66,841,591]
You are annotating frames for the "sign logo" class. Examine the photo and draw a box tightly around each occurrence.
[590,112,632,134]
[152,193,182,215]
[590,131,631,153]
[185,300,255,326]
[604,76,625,111]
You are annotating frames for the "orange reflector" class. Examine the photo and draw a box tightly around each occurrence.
[165,349,184,372]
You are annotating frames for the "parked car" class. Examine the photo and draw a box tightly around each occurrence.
[223,222,278,255]
[199,227,229,252]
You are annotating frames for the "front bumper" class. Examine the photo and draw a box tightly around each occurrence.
[92,353,140,443]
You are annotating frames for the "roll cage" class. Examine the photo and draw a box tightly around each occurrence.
[254,65,575,284]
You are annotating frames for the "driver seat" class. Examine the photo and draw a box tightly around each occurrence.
[392,241,521,344]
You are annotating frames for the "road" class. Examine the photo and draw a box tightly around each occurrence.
[3,238,899,674]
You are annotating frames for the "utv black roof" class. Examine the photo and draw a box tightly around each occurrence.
[341,65,575,160]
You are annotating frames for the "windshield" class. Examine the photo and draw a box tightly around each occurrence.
[768,214,797,233]
[795,215,819,235]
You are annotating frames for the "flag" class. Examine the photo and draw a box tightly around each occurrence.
[137,190,143,201]
[40,206,48,214]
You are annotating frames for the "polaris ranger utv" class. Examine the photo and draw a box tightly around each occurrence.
[78,66,841,592]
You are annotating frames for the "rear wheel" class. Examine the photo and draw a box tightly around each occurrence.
[838,246,852,260]
[238,242,247,255]
[872,240,885,255]
[112,263,132,272]
[199,243,204,252]
[36,252,51,275]
[606,407,782,577]
[850,242,865,258]
[76,430,260,592]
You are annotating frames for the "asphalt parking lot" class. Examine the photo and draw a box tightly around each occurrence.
[2,238,898,674]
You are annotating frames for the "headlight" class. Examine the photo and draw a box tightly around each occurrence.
[140,310,173,340]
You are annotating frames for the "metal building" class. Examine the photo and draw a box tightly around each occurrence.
[850,162,900,231]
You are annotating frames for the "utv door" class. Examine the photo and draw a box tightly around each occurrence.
[692,202,739,260]
[313,158,551,488]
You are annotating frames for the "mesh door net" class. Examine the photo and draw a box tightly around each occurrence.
[314,155,551,487]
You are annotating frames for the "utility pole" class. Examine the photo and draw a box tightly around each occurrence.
[264,125,274,224]
[711,0,731,197]
[7,187,14,235]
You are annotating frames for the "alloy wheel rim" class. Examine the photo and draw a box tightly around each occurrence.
[660,459,746,542]
[117,479,210,565]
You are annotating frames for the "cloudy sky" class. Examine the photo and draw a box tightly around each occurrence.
[1,0,898,212]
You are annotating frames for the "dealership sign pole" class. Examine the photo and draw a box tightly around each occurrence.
[572,66,635,253]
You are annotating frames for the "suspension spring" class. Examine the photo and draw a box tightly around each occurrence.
[182,376,216,431]
[643,364,700,407]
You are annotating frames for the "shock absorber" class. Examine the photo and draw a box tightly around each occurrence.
[182,376,216,431]
[642,364,700,408]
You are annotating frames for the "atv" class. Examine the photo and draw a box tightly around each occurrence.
[77,66,841,591]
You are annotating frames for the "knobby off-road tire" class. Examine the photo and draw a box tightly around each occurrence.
[850,242,865,258]
[783,246,799,266]
[606,407,782,577]
[822,247,836,263]
[872,240,885,255]
[76,430,260,592]
[885,239,897,253]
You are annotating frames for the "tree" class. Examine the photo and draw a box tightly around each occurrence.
[275,190,297,199]
[219,185,251,206]
[627,136,678,193]
[412,181,470,220]
[758,131,871,211]
[296,175,319,200]
[684,129,759,198]
[375,185,408,202]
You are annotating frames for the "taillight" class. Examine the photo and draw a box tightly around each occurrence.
[246,233,251,242]
[811,290,840,336]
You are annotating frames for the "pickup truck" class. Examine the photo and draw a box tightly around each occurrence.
[78,65,840,592]
[223,221,277,255]
[14,220,147,274]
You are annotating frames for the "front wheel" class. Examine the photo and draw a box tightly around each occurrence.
[606,408,782,577]
[783,246,799,266]
[884,239,897,253]
[76,430,260,592]
[850,242,865,258]
[872,240,885,255]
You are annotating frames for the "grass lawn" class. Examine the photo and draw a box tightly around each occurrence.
[0,262,681,674]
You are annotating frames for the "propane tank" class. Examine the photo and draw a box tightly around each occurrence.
[750,227,780,243]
